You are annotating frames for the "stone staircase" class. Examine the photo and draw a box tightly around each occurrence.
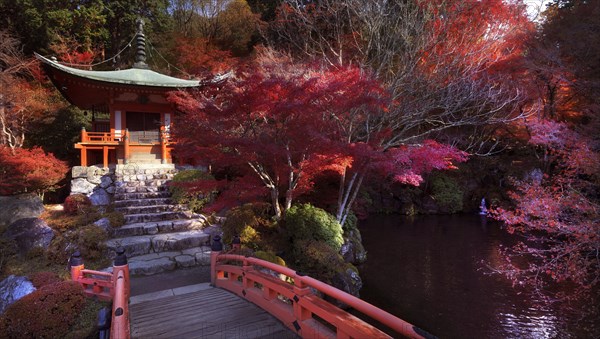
[105,165,217,276]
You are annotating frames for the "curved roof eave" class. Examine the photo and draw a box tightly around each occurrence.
[35,53,201,88]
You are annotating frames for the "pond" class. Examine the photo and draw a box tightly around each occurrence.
[358,214,599,338]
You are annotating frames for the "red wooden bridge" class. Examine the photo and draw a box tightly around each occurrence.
[69,238,436,339]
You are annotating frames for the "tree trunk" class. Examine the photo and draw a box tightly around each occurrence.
[271,188,282,220]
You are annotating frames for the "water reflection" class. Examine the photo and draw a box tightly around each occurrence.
[358,214,599,338]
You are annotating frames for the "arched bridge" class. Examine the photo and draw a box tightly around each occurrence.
[69,238,436,338]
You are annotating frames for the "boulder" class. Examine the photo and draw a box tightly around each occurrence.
[99,175,113,189]
[0,275,36,314]
[331,267,363,299]
[71,178,96,195]
[93,217,112,235]
[340,229,367,265]
[3,218,54,254]
[0,194,44,228]
[89,188,111,206]
[71,166,88,179]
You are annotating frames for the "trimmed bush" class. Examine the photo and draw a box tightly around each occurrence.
[291,239,348,283]
[0,281,86,338]
[222,203,276,250]
[103,211,125,228]
[169,169,216,213]
[63,194,92,215]
[285,204,344,251]
[29,271,62,288]
[72,225,108,261]
[255,251,286,267]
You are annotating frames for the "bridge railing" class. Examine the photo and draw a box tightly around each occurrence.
[210,236,434,339]
[69,249,131,339]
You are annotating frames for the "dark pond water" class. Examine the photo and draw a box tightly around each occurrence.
[358,214,600,339]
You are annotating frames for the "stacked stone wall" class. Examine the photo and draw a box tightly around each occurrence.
[70,164,177,206]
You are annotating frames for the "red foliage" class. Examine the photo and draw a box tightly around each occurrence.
[0,281,86,338]
[63,194,92,215]
[28,271,63,288]
[169,50,387,217]
[0,146,68,196]
[174,36,237,75]
[491,118,600,292]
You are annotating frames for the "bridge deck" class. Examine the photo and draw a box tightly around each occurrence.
[129,285,298,338]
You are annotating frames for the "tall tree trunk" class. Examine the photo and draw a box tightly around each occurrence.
[271,188,282,220]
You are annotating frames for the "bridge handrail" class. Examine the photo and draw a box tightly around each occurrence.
[214,252,433,339]
[69,249,130,339]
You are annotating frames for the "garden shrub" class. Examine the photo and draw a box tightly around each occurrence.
[429,172,463,213]
[222,203,276,250]
[29,271,62,288]
[0,281,86,338]
[169,169,216,213]
[72,225,108,261]
[290,239,347,283]
[103,210,125,228]
[63,194,92,215]
[255,251,286,267]
[285,204,343,251]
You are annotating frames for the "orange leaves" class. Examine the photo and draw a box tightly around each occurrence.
[174,36,236,75]
[0,146,68,195]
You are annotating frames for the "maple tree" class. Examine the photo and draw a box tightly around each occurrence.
[490,0,600,295]
[491,118,600,294]
[270,0,533,154]
[170,49,386,219]
[0,145,68,196]
[170,48,468,222]
[0,30,58,153]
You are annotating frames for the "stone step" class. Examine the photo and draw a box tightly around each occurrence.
[113,218,206,238]
[124,211,190,224]
[115,185,169,194]
[106,230,211,258]
[114,198,172,208]
[126,246,213,276]
[116,204,179,215]
[114,191,171,201]
[119,173,175,182]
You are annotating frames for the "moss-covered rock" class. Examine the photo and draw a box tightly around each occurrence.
[341,229,367,265]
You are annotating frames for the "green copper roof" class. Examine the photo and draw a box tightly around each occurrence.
[35,53,200,88]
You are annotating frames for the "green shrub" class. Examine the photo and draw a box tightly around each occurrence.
[222,203,275,250]
[169,169,216,213]
[290,239,347,283]
[285,204,343,251]
[43,206,102,232]
[0,281,86,338]
[430,172,464,213]
[342,212,358,232]
[103,211,125,228]
[255,251,286,267]
[72,225,108,261]
[63,194,92,215]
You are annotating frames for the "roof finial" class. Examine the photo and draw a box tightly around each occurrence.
[133,18,149,69]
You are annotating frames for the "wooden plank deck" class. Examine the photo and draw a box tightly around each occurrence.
[130,286,298,338]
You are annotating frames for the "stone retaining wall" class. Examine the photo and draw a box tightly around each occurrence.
[70,164,178,206]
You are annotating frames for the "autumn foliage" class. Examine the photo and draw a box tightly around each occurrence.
[0,281,86,338]
[170,50,387,218]
[0,145,68,196]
